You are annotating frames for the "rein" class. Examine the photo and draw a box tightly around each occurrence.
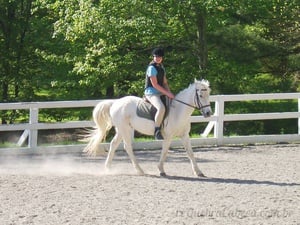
[173,98,210,110]
[173,95,210,110]
[173,98,198,109]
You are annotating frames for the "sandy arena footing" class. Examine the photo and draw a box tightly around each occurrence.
[0,143,299,225]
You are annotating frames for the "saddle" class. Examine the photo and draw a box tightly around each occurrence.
[136,96,169,121]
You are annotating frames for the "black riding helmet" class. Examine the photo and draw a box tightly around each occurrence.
[152,48,164,57]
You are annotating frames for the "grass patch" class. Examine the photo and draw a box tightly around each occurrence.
[0,142,18,148]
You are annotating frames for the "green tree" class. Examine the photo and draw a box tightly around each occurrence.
[0,0,72,123]
[1,0,298,129]
[207,0,299,93]
[0,0,32,104]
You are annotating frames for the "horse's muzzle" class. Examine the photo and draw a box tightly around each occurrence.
[204,111,211,117]
[202,107,212,118]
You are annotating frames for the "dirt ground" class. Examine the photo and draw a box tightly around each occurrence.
[0,143,299,225]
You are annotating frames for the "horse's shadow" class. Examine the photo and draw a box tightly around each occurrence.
[147,174,300,187]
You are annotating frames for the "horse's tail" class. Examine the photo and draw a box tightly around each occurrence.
[83,100,115,156]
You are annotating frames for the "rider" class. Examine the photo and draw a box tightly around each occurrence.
[144,47,175,140]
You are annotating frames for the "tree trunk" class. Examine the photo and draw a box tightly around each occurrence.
[1,82,8,124]
[106,85,114,98]
[196,12,208,76]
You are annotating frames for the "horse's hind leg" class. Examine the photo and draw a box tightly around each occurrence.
[125,144,144,175]
[105,130,122,170]
[122,127,144,175]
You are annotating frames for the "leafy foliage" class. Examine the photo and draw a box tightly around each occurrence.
[0,0,299,135]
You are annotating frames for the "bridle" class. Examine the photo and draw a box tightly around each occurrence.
[173,88,211,111]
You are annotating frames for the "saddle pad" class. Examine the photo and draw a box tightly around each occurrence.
[136,100,157,121]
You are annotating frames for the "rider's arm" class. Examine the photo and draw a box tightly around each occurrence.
[150,76,174,99]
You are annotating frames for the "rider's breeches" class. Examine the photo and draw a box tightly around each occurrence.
[145,94,165,128]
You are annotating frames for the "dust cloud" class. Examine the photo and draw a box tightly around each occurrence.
[0,154,107,176]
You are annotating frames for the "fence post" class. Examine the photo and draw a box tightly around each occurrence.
[214,96,224,145]
[29,107,38,149]
[17,129,30,147]
[201,120,215,137]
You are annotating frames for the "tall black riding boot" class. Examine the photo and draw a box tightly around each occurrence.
[154,127,163,140]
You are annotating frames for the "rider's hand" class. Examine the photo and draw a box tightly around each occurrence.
[168,92,175,99]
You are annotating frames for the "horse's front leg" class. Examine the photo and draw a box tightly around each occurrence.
[181,134,205,177]
[158,139,172,176]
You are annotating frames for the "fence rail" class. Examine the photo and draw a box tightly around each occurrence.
[0,93,299,152]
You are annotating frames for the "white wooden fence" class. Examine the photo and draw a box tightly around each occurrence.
[0,93,299,152]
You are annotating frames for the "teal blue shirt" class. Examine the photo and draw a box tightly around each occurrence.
[144,65,161,95]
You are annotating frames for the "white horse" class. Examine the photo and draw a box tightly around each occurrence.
[84,79,212,177]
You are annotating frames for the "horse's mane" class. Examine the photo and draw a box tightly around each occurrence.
[175,79,210,99]
[175,83,194,99]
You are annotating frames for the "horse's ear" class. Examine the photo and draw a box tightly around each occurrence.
[203,79,210,87]
[194,78,198,83]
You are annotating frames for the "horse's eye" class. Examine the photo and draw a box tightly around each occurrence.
[196,90,203,98]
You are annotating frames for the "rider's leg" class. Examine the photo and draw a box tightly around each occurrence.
[145,94,165,139]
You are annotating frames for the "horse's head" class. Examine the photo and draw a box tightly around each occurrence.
[194,79,212,117]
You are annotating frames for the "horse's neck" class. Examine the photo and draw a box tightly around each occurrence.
[176,83,194,102]
[169,84,195,118]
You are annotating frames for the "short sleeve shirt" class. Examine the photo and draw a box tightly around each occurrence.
[145,65,161,95]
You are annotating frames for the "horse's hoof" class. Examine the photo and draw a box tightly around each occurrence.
[137,171,145,176]
[197,173,206,178]
[160,172,167,177]
[104,166,111,173]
